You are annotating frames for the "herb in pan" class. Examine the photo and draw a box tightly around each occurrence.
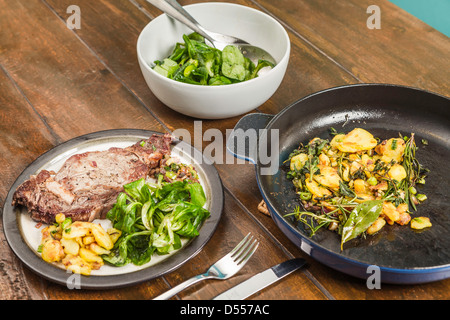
[284,128,430,250]
[103,177,210,266]
[153,32,274,85]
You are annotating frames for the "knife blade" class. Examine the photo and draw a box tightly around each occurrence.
[212,258,306,300]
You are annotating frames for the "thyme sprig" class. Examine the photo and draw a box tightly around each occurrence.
[398,133,429,210]
[285,206,339,237]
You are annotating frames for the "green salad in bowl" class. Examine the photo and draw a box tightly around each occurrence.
[153,33,275,86]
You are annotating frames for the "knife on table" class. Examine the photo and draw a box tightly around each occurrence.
[212,258,307,300]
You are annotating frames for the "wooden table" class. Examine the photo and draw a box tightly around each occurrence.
[1,0,449,301]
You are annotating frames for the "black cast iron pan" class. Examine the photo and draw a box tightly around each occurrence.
[227,84,450,284]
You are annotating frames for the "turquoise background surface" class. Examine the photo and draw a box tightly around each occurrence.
[390,0,450,37]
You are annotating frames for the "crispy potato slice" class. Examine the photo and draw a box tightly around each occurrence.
[360,154,375,171]
[107,228,122,244]
[411,217,432,230]
[62,221,91,239]
[369,180,388,192]
[353,179,368,194]
[290,153,308,171]
[305,178,332,199]
[41,240,65,263]
[396,211,411,225]
[91,224,114,250]
[333,128,378,153]
[376,138,406,163]
[60,238,80,256]
[330,134,345,149]
[388,163,407,182]
[313,165,342,190]
[354,193,375,203]
[62,254,91,275]
[341,162,350,181]
[318,153,331,166]
[367,217,386,235]
[79,248,103,264]
[396,203,408,214]
[89,243,110,255]
[82,236,95,246]
[382,201,400,224]
[41,225,58,243]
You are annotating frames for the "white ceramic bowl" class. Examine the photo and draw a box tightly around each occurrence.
[137,2,290,119]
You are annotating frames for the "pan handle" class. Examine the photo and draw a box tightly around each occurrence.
[226,113,274,164]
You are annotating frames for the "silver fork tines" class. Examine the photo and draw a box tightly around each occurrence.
[153,233,259,300]
[230,234,259,265]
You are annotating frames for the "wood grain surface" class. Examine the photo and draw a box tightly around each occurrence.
[0,0,448,300]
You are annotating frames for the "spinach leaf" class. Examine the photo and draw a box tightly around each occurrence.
[209,76,232,85]
[153,58,179,78]
[104,178,210,266]
[340,200,383,250]
[221,45,246,81]
[186,182,207,207]
[248,59,275,79]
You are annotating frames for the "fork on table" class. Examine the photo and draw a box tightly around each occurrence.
[153,233,259,300]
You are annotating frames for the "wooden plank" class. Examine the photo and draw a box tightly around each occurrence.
[0,0,167,144]
[0,69,58,205]
[0,66,58,300]
[253,0,450,96]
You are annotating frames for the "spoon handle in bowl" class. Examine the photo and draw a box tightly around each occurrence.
[145,0,214,43]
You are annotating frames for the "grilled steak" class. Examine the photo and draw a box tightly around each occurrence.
[12,134,173,224]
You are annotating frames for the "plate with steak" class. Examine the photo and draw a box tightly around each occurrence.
[3,129,223,289]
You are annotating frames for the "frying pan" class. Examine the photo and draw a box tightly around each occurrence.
[227,84,450,284]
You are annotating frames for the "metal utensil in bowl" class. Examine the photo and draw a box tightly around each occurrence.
[146,0,276,65]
